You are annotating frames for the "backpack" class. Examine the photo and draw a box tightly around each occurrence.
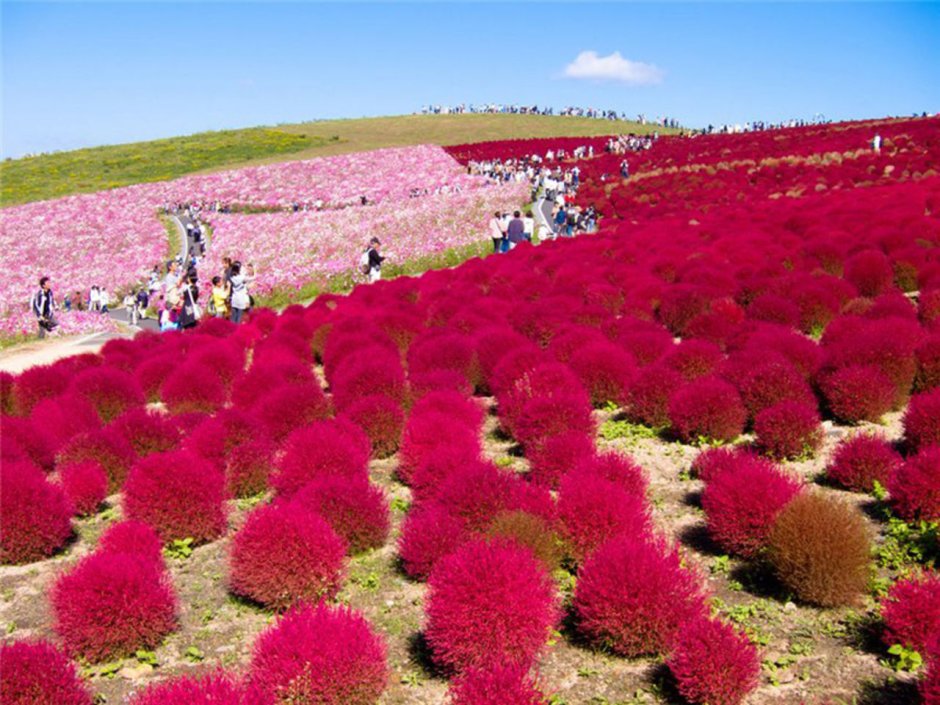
[359,249,371,275]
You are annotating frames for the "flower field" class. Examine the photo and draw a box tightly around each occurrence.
[0,145,512,336]
[2,115,940,704]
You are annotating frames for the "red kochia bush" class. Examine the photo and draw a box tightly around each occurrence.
[627,364,685,428]
[667,616,761,705]
[702,460,803,558]
[341,394,405,458]
[248,602,388,705]
[272,420,371,498]
[735,359,816,418]
[410,446,484,503]
[574,451,649,498]
[558,471,651,562]
[526,431,596,489]
[57,427,136,491]
[229,503,346,611]
[0,370,15,414]
[51,551,177,661]
[127,670,265,705]
[0,640,93,705]
[845,249,895,297]
[58,461,108,516]
[136,356,177,403]
[122,450,228,545]
[690,447,768,484]
[449,666,548,705]
[514,393,596,455]
[97,520,164,568]
[916,336,940,392]
[254,382,332,442]
[29,394,101,454]
[291,477,390,554]
[754,401,823,459]
[668,377,747,444]
[160,362,226,414]
[12,364,69,415]
[888,446,940,522]
[0,461,73,564]
[109,408,179,457]
[573,535,707,657]
[224,437,275,498]
[664,339,724,381]
[425,539,560,673]
[821,364,896,423]
[923,634,940,705]
[568,342,636,406]
[398,504,467,580]
[880,571,940,652]
[398,411,481,485]
[903,387,940,451]
[827,433,902,492]
[69,366,144,422]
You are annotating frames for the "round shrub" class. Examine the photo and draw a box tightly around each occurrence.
[398,504,467,580]
[733,357,816,419]
[291,477,390,554]
[627,364,690,428]
[97,520,164,568]
[0,640,93,705]
[568,342,636,406]
[229,502,346,611]
[573,535,707,657]
[915,336,940,392]
[668,377,747,444]
[109,408,180,457]
[58,461,108,516]
[827,433,902,492]
[183,408,260,467]
[51,551,177,661]
[435,463,554,534]
[272,420,371,498]
[667,616,761,705]
[526,431,595,489]
[398,412,481,486]
[0,461,73,564]
[484,510,564,572]
[514,393,596,455]
[407,332,479,388]
[248,602,388,705]
[225,437,275,498]
[701,459,803,559]
[160,362,226,415]
[69,366,144,422]
[410,391,486,433]
[845,249,895,297]
[497,362,587,435]
[127,670,264,705]
[888,446,940,522]
[0,370,15,415]
[425,539,559,673]
[449,666,548,705]
[881,571,940,652]
[558,471,651,562]
[12,364,69,415]
[821,364,896,423]
[767,492,872,607]
[903,387,940,451]
[573,451,649,498]
[754,401,823,459]
[690,446,767,484]
[123,450,228,545]
[29,394,101,455]
[922,634,940,705]
[255,382,332,442]
[136,356,177,403]
[409,370,473,399]
[341,394,405,458]
[330,353,408,411]
[664,339,724,381]
[57,427,136,492]
[410,446,484,504]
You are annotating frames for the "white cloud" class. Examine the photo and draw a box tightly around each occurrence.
[563,51,664,86]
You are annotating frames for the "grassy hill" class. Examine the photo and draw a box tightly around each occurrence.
[1,113,676,206]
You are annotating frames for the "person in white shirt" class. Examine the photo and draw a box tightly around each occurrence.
[523,211,535,242]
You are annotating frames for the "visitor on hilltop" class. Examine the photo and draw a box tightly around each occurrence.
[31,276,58,339]
[488,211,505,253]
[229,261,254,324]
[365,238,385,283]
[872,134,883,153]
[506,211,526,251]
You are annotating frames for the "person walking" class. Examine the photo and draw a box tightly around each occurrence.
[366,237,385,283]
[31,276,58,339]
[229,261,254,324]
[488,211,505,253]
[506,210,526,251]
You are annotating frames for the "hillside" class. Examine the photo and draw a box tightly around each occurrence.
[0,114,676,206]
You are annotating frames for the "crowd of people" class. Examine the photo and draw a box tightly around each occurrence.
[418,104,683,127]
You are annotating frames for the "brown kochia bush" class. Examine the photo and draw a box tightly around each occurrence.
[767,492,872,607]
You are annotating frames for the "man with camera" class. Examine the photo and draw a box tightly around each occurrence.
[31,276,58,339]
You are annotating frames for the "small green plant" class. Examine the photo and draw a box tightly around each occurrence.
[400,671,423,687]
[578,666,601,678]
[184,646,204,663]
[235,491,267,511]
[163,537,194,561]
[134,649,159,667]
[600,419,659,444]
[710,554,731,575]
[876,517,939,570]
[494,456,515,468]
[351,571,380,591]
[881,644,923,672]
[5,621,15,635]
[390,497,410,513]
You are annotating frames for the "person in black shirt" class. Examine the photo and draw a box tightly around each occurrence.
[367,237,385,283]
[31,276,58,339]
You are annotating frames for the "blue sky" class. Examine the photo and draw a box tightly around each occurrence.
[2,2,938,158]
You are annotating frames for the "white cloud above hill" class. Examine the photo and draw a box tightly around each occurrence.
[562,51,664,85]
